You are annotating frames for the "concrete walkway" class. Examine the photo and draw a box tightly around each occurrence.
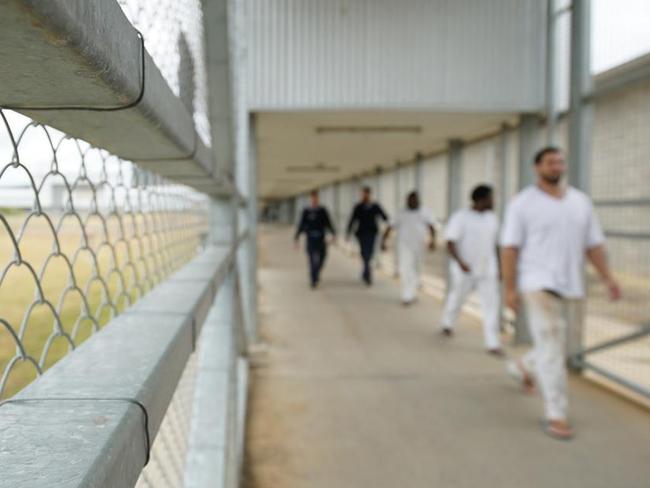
[244,225,650,488]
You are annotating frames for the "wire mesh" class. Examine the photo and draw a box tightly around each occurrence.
[0,108,209,400]
[117,0,212,146]
[136,352,199,488]
[584,75,650,398]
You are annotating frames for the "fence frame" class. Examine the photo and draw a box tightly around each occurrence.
[0,0,256,486]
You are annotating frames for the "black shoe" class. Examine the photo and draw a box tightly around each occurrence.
[441,328,453,337]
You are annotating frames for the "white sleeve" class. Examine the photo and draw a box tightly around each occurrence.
[444,211,463,241]
[586,204,606,248]
[500,202,525,247]
[420,208,435,227]
[390,213,400,229]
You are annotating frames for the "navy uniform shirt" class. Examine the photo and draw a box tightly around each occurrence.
[295,206,336,241]
[347,202,388,236]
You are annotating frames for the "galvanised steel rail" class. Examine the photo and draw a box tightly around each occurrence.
[571,325,650,401]
[0,235,247,487]
[0,0,236,197]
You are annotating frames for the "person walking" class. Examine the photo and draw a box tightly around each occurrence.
[346,186,389,285]
[294,190,336,288]
[381,191,436,305]
[440,184,502,355]
[501,146,621,440]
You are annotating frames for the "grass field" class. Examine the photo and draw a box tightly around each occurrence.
[0,211,199,399]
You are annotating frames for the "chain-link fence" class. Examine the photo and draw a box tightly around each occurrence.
[117,0,211,146]
[0,0,251,486]
[581,60,650,401]
[0,108,209,400]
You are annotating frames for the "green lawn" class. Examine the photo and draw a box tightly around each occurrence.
[0,212,191,399]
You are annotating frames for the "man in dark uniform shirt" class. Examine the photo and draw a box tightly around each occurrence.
[346,186,389,285]
[294,190,336,288]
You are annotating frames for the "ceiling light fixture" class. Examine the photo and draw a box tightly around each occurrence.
[286,162,340,173]
[315,125,422,134]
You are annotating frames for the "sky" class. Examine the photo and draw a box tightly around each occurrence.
[592,0,650,73]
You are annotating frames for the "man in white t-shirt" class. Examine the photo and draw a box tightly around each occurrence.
[440,185,502,354]
[381,191,436,305]
[501,146,621,440]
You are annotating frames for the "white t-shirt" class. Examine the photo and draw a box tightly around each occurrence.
[392,208,435,253]
[445,209,499,278]
[500,185,605,298]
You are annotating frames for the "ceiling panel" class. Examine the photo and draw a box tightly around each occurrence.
[256,110,517,199]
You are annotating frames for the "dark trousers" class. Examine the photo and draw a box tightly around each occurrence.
[357,232,377,283]
[306,238,327,285]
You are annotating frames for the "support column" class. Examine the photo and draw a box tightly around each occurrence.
[515,114,543,345]
[546,0,560,145]
[393,164,401,276]
[498,124,510,219]
[447,139,463,217]
[415,152,424,195]
[394,162,401,210]
[237,114,258,342]
[445,140,463,290]
[568,0,593,192]
[518,114,541,189]
[333,181,341,234]
[375,168,383,203]
[199,3,247,487]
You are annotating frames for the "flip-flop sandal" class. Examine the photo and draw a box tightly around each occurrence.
[541,420,574,441]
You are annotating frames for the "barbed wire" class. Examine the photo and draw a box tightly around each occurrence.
[0,108,209,400]
[117,0,212,147]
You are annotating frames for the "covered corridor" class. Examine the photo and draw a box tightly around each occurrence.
[244,225,650,488]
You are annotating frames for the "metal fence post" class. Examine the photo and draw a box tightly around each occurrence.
[238,113,259,343]
[568,0,593,193]
[567,0,594,366]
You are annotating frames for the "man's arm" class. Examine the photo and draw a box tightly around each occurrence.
[496,245,502,280]
[346,206,358,237]
[428,224,436,251]
[294,210,306,243]
[586,245,621,300]
[501,246,520,311]
[377,204,389,222]
[447,241,470,272]
[381,226,392,251]
[323,209,336,238]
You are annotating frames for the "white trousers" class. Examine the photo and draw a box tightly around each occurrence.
[519,292,583,421]
[398,246,422,302]
[440,265,501,350]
